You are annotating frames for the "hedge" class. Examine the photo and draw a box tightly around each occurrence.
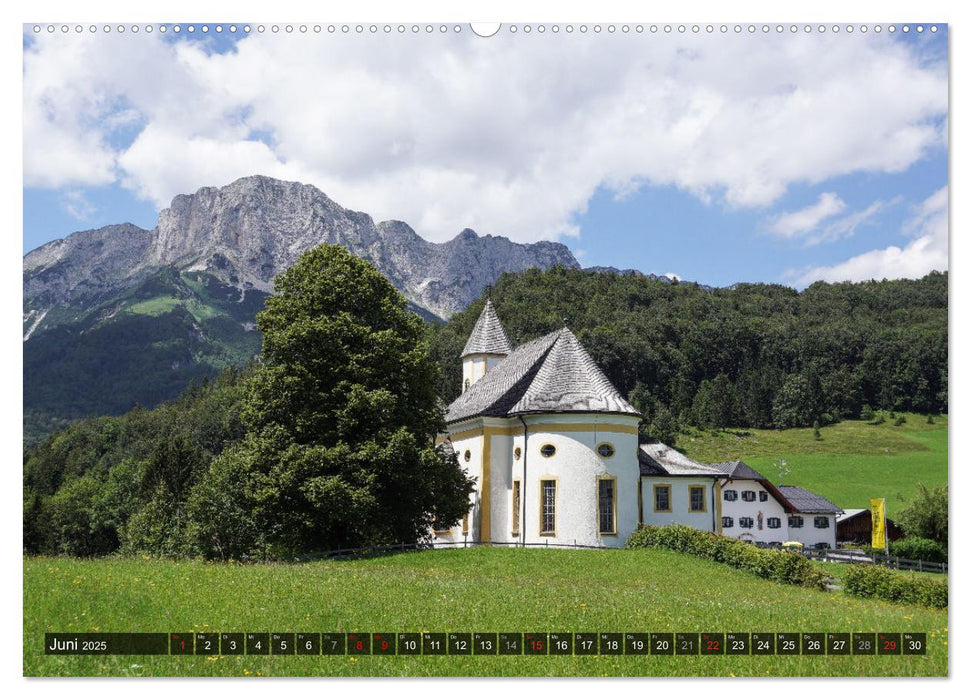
[841,564,948,608]
[626,525,827,591]
[888,537,947,564]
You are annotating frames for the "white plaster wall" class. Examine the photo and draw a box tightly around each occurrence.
[639,478,717,532]
[792,514,837,548]
[720,480,788,544]
[487,427,515,543]
[432,430,483,545]
[514,415,640,548]
[461,355,506,390]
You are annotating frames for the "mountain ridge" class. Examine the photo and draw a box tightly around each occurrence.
[24,175,580,331]
[22,176,580,442]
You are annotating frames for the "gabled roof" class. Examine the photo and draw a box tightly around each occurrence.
[836,508,868,523]
[638,442,725,477]
[446,328,640,424]
[777,486,842,514]
[710,460,798,512]
[461,300,513,358]
[709,461,768,481]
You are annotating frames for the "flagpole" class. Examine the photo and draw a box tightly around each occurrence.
[883,498,890,558]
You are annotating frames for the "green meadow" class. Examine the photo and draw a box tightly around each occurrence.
[678,413,947,518]
[24,548,946,677]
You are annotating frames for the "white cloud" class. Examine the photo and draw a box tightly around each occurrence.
[807,199,896,246]
[23,30,948,243]
[766,192,846,239]
[59,190,96,221]
[793,187,948,285]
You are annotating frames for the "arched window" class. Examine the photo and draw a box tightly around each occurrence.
[464,378,471,392]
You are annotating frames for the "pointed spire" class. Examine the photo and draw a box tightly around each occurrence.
[461,299,513,358]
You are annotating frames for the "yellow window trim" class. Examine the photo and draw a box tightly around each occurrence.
[688,483,708,513]
[597,474,618,536]
[511,478,521,537]
[653,483,672,513]
[538,476,558,537]
[539,442,557,458]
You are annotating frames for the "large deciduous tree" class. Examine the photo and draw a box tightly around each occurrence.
[188,245,475,558]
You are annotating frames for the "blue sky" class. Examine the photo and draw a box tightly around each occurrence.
[23,23,948,288]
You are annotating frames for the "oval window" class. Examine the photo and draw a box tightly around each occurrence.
[464,450,471,462]
[540,443,556,458]
[514,447,522,460]
[596,443,615,458]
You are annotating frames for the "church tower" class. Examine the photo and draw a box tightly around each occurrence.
[460,299,512,392]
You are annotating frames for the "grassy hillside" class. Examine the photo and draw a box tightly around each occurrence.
[23,267,265,445]
[677,413,947,517]
[24,548,946,677]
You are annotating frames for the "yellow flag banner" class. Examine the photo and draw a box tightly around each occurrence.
[870,498,887,550]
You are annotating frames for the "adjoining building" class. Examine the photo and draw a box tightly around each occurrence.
[836,508,905,545]
[435,301,841,548]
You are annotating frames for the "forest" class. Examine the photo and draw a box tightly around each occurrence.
[427,268,947,444]
[23,264,947,557]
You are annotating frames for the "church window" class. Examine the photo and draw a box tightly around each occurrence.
[739,517,755,528]
[596,443,615,458]
[463,450,471,462]
[724,490,738,501]
[540,479,557,535]
[514,447,521,461]
[767,517,781,529]
[653,484,671,512]
[789,516,804,528]
[814,516,830,529]
[742,490,756,502]
[540,443,556,458]
[464,378,470,392]
[759,491,768,502]
[598,476,617,535]
[722,516,734,528]
[511,480,521,536]
[689,485,706,512]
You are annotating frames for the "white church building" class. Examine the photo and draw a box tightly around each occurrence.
[434,301,840,549]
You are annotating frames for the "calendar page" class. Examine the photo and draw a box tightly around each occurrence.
[21,15,949,681]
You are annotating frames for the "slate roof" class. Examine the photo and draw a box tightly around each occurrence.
[776,486,842,514]
[709,461,768,481]
[836,508,868,523]
[460,300,513,358]
[638,442,725,477]
[445,328,640,424]
[708,461,799,512]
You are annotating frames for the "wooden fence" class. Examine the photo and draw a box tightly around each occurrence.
[756,543,948,574]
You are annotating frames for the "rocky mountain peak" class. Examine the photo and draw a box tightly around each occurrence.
[24,175,580,329]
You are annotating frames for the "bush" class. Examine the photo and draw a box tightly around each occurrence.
[626,525,827,591]
[870,414,886,425]
[894,415,907,426]
[898,484,948,546]
[860,404,875,421]
[842,565,947,608]
[889,537,947,564]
